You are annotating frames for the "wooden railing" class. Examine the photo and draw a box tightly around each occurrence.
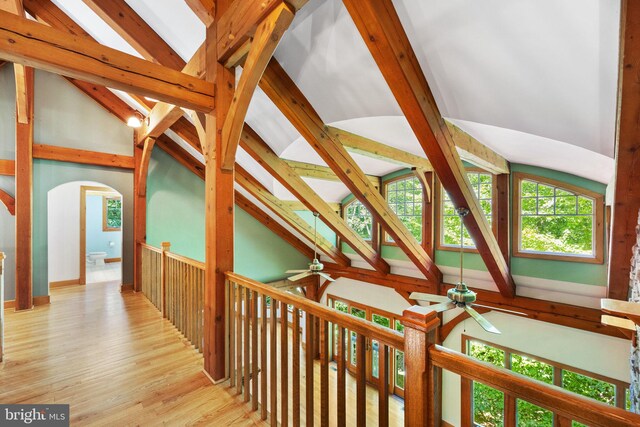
[140,243,162,310]
[225,271,404,426]
[224,274,640,427]
[139,242,204,352]
[430,345,640,427]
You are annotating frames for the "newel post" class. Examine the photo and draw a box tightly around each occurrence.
[160,242,170,317]
[401,305,440,426]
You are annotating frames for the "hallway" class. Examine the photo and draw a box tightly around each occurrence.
[0,282,265,426]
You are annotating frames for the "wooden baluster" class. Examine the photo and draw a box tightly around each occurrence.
[236,285,243,395]
[260,293,268,420]
[270,297,278,426]
[461,377,472,427]
[229,281,236,388]
[305,313,314,427]
[281,301,289,427]
[320,319,329,426]
[337,326,346,427]
[160,242,170,316]
[292,308,301,427]
[244,287,251,402]
[356,334,366,427]
[252,290,258,411]
[378,344,389,427]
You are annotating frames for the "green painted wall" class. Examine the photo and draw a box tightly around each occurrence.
[340,163,608,286]
[146,149,308,282]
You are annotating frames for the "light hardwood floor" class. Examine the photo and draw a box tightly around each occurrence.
[0,281,404,426]
[0,281,265,426]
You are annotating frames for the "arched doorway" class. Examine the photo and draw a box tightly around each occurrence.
[47,181,124,289]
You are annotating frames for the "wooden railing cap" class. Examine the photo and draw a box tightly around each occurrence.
[401,305,440,332]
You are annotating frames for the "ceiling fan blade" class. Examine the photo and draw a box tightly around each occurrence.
[288,271,312,282]
[409,292,450,303]
[473,303,527,317]
[286,269,307,273]
[317,272,335,282]
[464,306,501,334]
[429,301,456,313]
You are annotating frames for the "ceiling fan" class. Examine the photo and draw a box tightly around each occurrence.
[286,212,335,283]
[410,207,519,334]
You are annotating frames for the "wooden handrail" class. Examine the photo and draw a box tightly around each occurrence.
[166,251,205,270]
[226,271,405,350]
[430,344,640,427]
[138,241,162,253]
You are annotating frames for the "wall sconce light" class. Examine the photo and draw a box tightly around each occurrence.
[127,112,144,128]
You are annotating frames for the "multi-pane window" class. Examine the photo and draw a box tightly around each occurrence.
[103,196,122,231]
[514,173,603,263]
[385,176,423,243]
[463,336,629,426]
[441,171,493,248]
[344,199,373,241]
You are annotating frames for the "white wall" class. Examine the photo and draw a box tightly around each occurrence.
[440,311,630,426]
[86,194,122,259]
[320,277,411,316]
[47,181,118,284]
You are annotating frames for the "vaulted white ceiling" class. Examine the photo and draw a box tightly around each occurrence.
[54,0,621,201]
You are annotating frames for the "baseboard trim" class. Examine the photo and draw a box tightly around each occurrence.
[50,278,80,288]
[121,283,134,292]
[105,258,121,263]
[4,295,50,310]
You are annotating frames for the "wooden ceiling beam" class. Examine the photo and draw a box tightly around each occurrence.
[32,144,135,170]
[343,0,515,297]
[608,0,640,300]
[235,191,314,260]
[0,0,29,124]
[184,0,215,26]
[236,165,350,267]
[221,2,294,170]
[281,200,340,213]
[0,188,15,215]
[0,11,214,111]
[137,137,156,197]
[241,125,389,273]
[260,59,441,283]
[284,159,380,188]
[445,121,509,174]
[136,102,185,145]
[327,126,433,171]
[82,0,186,70]
[0,159,15,176]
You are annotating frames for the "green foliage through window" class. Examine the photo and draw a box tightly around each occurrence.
[519,179,594,255]
[385,176,423,243]
[345,200,373,240]
[105,197,122,229]
[466,338,627,426]
[442,172,492,248]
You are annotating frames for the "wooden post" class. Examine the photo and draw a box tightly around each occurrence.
[15,66,34,311]
[401,305,440,426]
[203,0,235,382]
[133,132,146,292]
[160,241,170,316]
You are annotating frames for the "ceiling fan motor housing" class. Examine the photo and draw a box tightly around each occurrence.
[448,282,477,304]
[309,259,324,272]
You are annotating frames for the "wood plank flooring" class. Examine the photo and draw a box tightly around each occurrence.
[0,281,404,426]
[0,281,264,426]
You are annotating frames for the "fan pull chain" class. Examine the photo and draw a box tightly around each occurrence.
[456,207,470,285]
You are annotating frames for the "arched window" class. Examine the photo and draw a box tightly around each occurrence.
[344,199,373,241]
[384,175,423,243]
[513,173,604,263]
[439,170,494,249]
